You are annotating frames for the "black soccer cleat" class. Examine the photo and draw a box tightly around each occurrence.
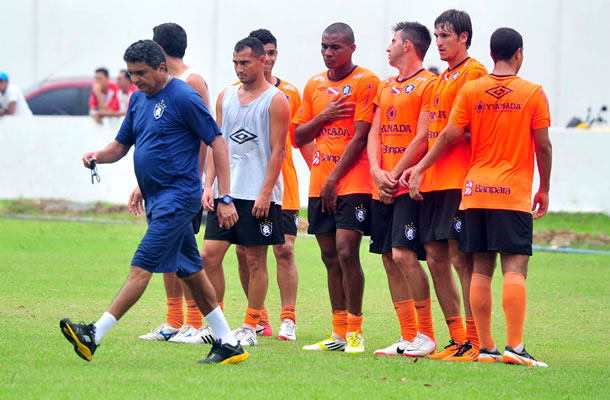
[198,340,249,365]
[60,318,98,361]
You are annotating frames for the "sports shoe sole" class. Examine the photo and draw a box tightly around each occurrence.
[60,320,92,361]
[479,355,502,363]
[219,351,250,365]
[278,334,296,341]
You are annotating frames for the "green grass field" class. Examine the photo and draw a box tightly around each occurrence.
[0,216,609,399]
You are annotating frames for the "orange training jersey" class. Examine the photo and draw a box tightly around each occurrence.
[450,75,551,213]
[276,78,302,210]
[293,66,380,197]
[372,69,436,199]
[420,57,487,192]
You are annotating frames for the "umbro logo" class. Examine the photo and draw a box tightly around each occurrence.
[485,86,513,99]
[230,129,257,144]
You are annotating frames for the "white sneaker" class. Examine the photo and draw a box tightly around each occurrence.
[404,333,437,357]
[138,323,179,341]
[374,337,411,356]
[180,325,216,344]
[168,325,198,343]
[278,319,296,341]
[233,327,258,347]
[302,333,346,351]
[344,332,365,354]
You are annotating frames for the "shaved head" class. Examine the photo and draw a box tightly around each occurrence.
[323,22,355,44]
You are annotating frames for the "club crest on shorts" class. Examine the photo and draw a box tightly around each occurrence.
[153,100,166,120]
[260,221,273,237]
[354,205,367,223]
[404,223,416,241]
[453,216,462,233]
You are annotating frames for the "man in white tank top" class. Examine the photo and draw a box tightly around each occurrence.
[200,37,290,347]
[127,23,212,343]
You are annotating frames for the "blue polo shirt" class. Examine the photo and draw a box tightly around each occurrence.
[116,78,220,219]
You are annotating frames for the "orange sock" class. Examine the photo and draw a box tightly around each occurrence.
[280,305,296,323]
[347,313,363,335]
[470,273,493,350]
[332,310,348,339]
[218,302,224,313]
[185,299,202,329]
[503,272,526,348]
[393,300,417,341]
[166,297,183,329]
[446,316,466,344]
[244,307,263,330]
[414,298,435,341]
[259,306,270,326]
[465,317,479,350]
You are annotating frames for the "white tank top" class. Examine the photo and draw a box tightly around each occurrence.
[221,84,283,204]
[178,68,196,82]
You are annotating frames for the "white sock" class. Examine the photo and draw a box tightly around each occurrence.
[205,306,237,346]
[513,343,524,353]
[94,312,117,345]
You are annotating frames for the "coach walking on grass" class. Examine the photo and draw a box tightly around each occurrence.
[59,39,248,365]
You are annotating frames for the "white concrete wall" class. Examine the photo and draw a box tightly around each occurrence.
[1,0,609,127]
[1,116,608,214]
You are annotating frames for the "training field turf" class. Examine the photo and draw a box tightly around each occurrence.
[0,217,608,398]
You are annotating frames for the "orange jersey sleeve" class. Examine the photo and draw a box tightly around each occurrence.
[451,75,551,213]
[420,58,487,192]
[277,79,303,210]
[295,66,380,197]
[371,69,437,199]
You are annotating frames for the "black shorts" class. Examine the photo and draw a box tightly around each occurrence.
[459,209,533,255]
[282,209,299,237]
[369,195,426,260]
[308,194,371,235]
[419,189,463,243]
[204,199,285,246]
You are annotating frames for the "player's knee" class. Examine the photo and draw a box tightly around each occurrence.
[336,244,358,266]
[273,242,294,262]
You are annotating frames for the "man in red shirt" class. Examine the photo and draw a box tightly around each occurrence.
[89,67,119,123]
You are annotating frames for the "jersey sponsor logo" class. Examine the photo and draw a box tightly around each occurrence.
[404,84,415,94]
[428,130,440,139]
[342,85,352,95]
[353,73,363,79]
[404,223,416,240]
[485,86,513,99]
[355,205,367,222]
[230,128,257,144]
[391,86,402,95]
[281,84,296,92]
[327,87,340,95]
[464,180,473,196]
[363,84,373,109]
[415,76,428,82]
[433,93,440,108]
[475,101,485,113]
[382,144,406,154]
[475,183,512,195]
[321,126,351,137]
[451,71,461,80]
[453,216,462,233]
[312,150,340,165]
[317,86,327,91]
[153,100,166,120]
[381,124,411,134]
[313,75,325,82]
[386,105,397,122]
[485,102,522,111]
[428,110,447,121]
[260,221,273,237]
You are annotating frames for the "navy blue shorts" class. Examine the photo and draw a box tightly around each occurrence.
[132,208,203,278]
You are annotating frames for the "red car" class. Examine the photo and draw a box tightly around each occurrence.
[25,77,115,116]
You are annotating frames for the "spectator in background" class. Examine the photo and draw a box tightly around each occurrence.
[95,70,137,119]
[89,67,119,123]
[0,72,33,116]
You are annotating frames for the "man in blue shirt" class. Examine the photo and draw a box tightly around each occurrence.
[59,40,247,365]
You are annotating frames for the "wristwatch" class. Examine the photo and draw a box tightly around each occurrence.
[221,194,233,205]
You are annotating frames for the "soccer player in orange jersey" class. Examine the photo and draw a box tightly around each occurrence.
[294,23,379,354]
[367,22,437,357]
[233,28,314,341]
[399,10,487,361]
[408,27,552,367]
